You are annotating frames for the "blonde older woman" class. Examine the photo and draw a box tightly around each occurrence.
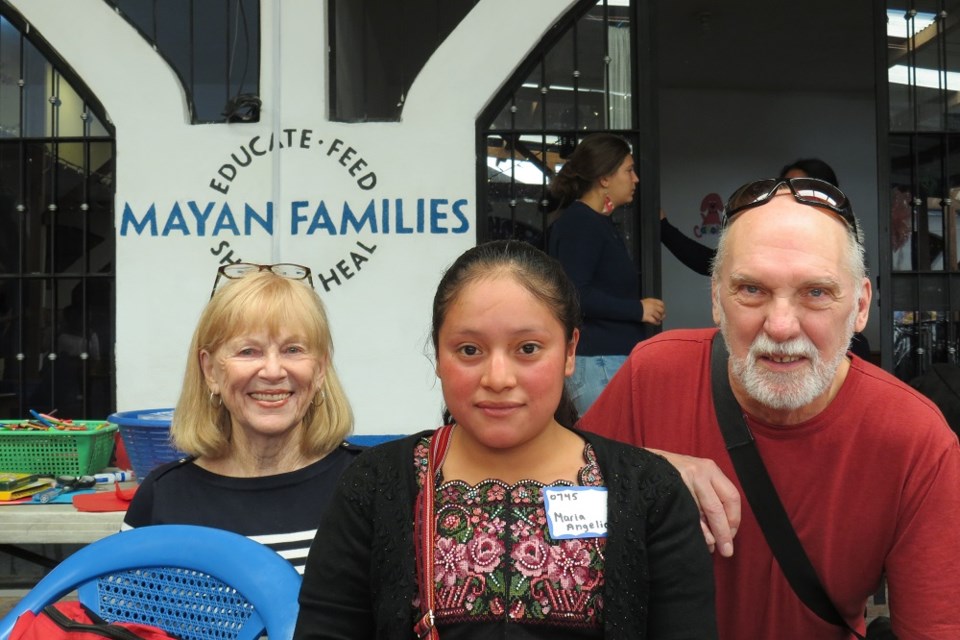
[123,264,358,574]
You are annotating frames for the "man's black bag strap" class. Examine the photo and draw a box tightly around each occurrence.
[710,333,866,640]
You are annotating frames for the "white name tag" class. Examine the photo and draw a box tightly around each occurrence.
[542,486,608,539]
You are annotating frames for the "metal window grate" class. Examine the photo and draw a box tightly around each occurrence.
[883,2,960,380]
[0,10,115,420]
[476,0,646,257]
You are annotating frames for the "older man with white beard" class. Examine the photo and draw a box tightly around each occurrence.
[579,177,960,639]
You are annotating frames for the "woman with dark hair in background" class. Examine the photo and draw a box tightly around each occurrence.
[547,133,665,415]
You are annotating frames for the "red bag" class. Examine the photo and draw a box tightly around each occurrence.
[10,601,178,640]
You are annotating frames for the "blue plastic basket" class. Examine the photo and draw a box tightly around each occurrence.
[108,409,184,481]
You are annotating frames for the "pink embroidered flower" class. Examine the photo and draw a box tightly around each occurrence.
[485,484,506,501]
[467,532,503,574]
[440,486,460,503]
[434,537,469,587]
[414,443,429,471]
[539,596,551,615]
[484,516,506,536]
[508,600,525,620]
[510,520,532,539]
[511,538,549,578]
[489,597,505,616]
[547,540,592,588]
[482,518,504,537]
[441,513,462,531]
[469,506,484,525]
[510,486,533,504]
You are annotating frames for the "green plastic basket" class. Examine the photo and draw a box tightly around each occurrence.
[0,420,118,476]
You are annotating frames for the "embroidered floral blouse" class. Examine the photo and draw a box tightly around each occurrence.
[414,438,606,638]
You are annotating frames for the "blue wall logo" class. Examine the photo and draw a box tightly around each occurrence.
[119,199,470,237]
[119,129,472,291]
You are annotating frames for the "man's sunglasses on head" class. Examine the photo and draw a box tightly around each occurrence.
[721,177,862,245]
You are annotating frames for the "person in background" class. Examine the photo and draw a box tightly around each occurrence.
[294,240,717,640]
[660,157,871,359]
[123,263,360,574]
[547,133,665,416]
[580,177,960,638]
[661,158,839,276]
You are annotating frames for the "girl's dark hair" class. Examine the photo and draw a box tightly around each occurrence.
[778,157,839,187]
[549,133,632,206]
[432,240,581,428]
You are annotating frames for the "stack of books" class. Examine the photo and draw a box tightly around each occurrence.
[0,472,54,501]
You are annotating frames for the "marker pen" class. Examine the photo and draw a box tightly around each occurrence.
[28,409,55,428]
[94,471,134,483]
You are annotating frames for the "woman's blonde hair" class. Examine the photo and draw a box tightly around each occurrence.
[171,270,353,459]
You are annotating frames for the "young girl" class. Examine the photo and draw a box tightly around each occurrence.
[294,241,717,639]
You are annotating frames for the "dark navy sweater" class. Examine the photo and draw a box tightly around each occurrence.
[548,200,646,355]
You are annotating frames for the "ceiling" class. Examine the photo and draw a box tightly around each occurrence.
[656,0,877,92]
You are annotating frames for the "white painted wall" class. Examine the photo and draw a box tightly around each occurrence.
[12,0,577,434]
[658,87,881,349]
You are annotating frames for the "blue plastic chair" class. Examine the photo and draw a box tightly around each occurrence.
[0,525,302,640]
